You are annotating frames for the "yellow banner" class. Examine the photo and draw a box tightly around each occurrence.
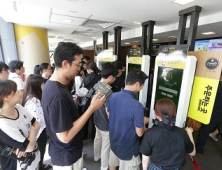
[98,57,114,62]
[127,56,142,64]
[157,60,186,69]
[14,24,49,52]
[188,77,219,124]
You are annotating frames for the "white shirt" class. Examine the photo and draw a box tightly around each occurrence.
[0,104,40,170]
[24,97,46,139]
[0,104,33,142]
[8,72,25,90]
[75,76,83,92]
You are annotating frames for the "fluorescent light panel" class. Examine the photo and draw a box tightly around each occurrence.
[153,39,159,41]
[171,0,196,5]
[125,42,130,44]
[202,32,216,35]
[134,22,141,25]
[62,19,72,23]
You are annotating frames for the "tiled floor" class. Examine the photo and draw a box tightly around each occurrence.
[44,131,222,170]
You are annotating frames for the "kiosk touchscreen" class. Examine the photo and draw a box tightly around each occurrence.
[126,48,150,107]
[148,51,197,128]
[95,50,117,70]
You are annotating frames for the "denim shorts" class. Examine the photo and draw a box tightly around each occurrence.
[149,163,181,170]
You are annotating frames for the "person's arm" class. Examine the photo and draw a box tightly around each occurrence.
[185,127,196,156]
[25,120,40,152]
[142,155,150,170]
[135,127,145,137]
[56,93,105,143]
[135,117,149,137]
[32,120,40,136]
[106,107,109,118]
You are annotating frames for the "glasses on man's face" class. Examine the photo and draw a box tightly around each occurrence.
[72,62,81,68]
[2,69,9,72]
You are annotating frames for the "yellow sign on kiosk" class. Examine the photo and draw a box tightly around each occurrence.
[157,60,186,69]
[188,51,222,124]
[127,56,142,65]
[188,77,218,124]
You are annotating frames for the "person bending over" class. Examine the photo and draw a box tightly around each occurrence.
[140,98,195,170]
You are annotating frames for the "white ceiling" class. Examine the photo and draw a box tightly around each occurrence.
[0,0,222,50]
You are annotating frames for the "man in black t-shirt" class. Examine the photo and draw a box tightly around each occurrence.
[41,42,105,169]
[111,60,125,93]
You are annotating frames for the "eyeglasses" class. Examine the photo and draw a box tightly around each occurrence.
[72,62,81,68]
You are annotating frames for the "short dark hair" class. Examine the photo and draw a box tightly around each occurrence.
[39,63,50,73]
[34,65,40,75]
[155,98,176,118]
[54,42,83,68]
[22,74,44,105]
[126,70,148,85]
[83,56,90,61]
[0,80,17,108]
[0,61,9,73]
[101,63,118,79]
[112,60,122,70]
[87,62,98,72]
[8,60,24,72]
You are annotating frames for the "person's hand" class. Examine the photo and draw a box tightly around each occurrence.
[15,149,26,158]
[90,93,106,111]
[185,127,194,133]
[144,117,149,125]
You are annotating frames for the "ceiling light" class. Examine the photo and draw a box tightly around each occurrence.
[92,37,97,39]
[202,32,216,35]
[85,29,93,31]
[153,39,159,41]
[171,0,196,5]
[169,36,177,39]
[133,41,140,43]
[98,22,115,29]
[62,19,72,23]
[79,42,83,43]
[125,42,130,44]
[134,22,141,25]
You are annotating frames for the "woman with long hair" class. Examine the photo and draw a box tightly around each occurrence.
[140,98,196,170]
[22,74,51,170]
[0,79,40,170]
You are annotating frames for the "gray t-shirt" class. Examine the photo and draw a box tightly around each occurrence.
[94,82,112,131]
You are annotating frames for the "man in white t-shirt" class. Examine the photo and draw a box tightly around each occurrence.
[8,60,25,97]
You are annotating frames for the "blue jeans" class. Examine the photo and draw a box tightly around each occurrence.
[149,163,181,170]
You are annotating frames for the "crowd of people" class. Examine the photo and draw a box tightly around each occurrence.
[0,42,221,170]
